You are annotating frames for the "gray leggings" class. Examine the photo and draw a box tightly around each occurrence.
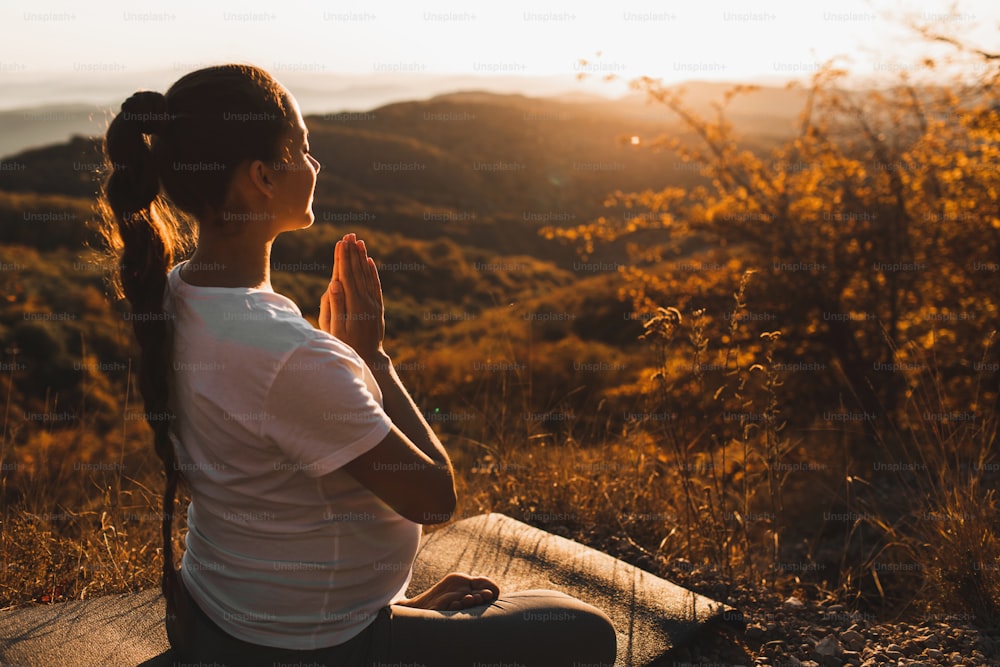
[169,578,618,667]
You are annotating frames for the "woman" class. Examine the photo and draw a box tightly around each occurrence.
[100,64,617,666]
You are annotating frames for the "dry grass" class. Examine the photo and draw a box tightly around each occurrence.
[1,293,997,627]
[0,411,176,608]
[847,334,1000,624]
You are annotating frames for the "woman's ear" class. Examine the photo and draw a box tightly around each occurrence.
[246,158,275,199]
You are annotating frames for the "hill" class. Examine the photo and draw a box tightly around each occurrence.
[0,104,112,159]
[0,89,797,259]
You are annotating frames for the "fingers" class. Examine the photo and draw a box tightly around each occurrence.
[367,256,383,306]
[443,590,492,611]
[319,288,331,333]
[440,573,498,609]
[335,234,364,307]
[325,233,386,360]
[402,573,499,611]
[333,237,346,285]
[328,280,345,329]
[469,576,501,600]
[351,236,374,297]
[335,233,375,299]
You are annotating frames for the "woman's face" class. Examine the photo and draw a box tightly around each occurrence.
[269,94,321,233]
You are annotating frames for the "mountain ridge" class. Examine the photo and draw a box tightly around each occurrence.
[0,81,810,159]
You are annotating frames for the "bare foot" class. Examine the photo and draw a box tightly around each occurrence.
[398,572,500,611]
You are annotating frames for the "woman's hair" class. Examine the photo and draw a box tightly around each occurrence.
[97,64,294,580]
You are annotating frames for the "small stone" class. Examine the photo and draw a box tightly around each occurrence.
[886,643,903,653]
[784,595,806,610]
[924,648,942,659]
[801,662,820,667]
[671,557,692,571]
[766,622,777,633]
[816,634,843,657]
[747,624,765,640]
[841,650,861,666]
[840,629,865,651]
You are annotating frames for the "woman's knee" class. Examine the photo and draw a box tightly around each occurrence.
[505,589,617,664]
[383,589,618,666]
[570,601,617,666]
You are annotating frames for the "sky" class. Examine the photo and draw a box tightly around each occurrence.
[0,0,997,112]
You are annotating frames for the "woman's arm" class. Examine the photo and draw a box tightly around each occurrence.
[319,233,456,524]
[319,234,501,607]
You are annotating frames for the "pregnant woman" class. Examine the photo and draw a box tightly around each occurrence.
[99,64,616,666]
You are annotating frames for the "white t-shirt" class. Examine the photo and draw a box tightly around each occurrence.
[162,261,421,650]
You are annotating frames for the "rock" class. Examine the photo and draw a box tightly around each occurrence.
[746,624,765,640]
[840,629,865,651]
[924,648,942,659]
[816,634,842,657]
[903,640,925,656]
[784,595,806,610]
[841,650,861,666]
[670,557,692,568]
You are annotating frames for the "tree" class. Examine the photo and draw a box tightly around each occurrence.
[545,57,1000,441]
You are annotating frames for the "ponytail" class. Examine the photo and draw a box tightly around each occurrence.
[100,90,191,593]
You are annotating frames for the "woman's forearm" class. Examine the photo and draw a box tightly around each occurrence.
[367,351,452,469]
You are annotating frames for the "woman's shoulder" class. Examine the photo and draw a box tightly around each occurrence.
[167,264,351,361]
[241,295,365,368]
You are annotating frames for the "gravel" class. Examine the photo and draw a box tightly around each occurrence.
[664,593,1000,666]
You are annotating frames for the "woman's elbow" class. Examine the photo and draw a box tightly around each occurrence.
[409,482,456,525]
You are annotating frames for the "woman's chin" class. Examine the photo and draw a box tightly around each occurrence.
[296,212,316,230]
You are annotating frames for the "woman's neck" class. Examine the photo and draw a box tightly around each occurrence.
[180,235,273,290]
